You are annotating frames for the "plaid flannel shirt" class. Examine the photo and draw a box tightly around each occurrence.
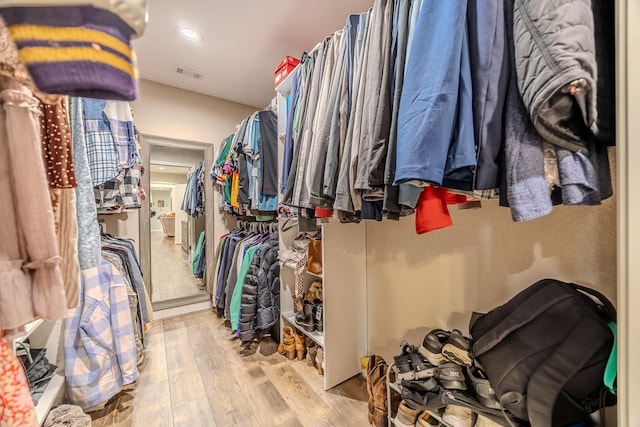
[104,100,139,170]
[64,260,138,409]
[94,161,142,210]
[82,99,119,186]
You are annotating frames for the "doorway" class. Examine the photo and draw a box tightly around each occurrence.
[138,134,215,310]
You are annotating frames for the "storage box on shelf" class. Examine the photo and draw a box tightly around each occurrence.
[274,55,300,88]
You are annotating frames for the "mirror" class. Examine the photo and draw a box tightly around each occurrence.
[138,134,215,309]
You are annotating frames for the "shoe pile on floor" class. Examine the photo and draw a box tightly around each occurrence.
[277,326,324,376]
[390,329,507,427]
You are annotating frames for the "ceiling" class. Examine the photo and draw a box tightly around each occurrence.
[132,0,374,108]
[149,164,192,175]
[149,144,204,166]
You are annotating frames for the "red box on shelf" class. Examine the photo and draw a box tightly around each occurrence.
[274,55,300,88]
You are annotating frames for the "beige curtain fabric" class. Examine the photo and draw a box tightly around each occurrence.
[0,75,66,330]
[50,188,81,309]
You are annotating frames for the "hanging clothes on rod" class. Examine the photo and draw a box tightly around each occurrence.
[182,162,205,218]
[211,221,279,344]
[70,97,145,212]
[0,5,150,421]
[0,52,66,332]
[192,230,206,280]
[64,259,139,410]
[64,227,151,410]
[276,0,615,233]
[211,107,279,219]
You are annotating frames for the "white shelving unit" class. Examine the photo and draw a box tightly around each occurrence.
[10,319,65,426]
[276,64,368,391]
[281,309,325,347]
[35,372,65,425]
[279,220,367,390]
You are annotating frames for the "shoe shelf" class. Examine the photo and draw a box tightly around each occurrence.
[278,220,367,391]
[279,260,323,279]
[280,259,298,270]
[281,310,325,347]
[386,363,455,427]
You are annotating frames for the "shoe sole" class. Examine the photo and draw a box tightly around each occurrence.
[441,344,472,366]
[414,366,437,379]
[397,370,415,381]
[439,379,467,391]
[419,345,447,366]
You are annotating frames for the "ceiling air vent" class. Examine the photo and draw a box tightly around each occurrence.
[175,66,204,80]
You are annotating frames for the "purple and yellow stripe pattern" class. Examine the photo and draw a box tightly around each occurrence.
[2,5,139,101]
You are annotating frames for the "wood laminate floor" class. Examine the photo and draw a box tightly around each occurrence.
[90,310,369,427]
[151,232,206,301]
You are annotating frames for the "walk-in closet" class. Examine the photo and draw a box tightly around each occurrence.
[0,1,638,426]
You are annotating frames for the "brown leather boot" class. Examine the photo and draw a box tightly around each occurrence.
[279,326,296,360]
[367,355,389,426]
[306,342,318,367]
[315,347,324,375]
[293,328,306,360]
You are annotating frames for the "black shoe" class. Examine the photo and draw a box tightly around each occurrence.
[419,329,450,366]
[466,366,500,409]
[295,299,315,332]
[434,362,467,390]
[394,353,414,381]
[313,299,323,332]
[441,329,472,367]
[409,352,436,380]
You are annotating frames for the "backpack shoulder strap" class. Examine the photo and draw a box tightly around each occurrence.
[527,317,611,426]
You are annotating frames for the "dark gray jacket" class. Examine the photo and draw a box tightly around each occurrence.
[514,0,597,154]
[238,233,279,343]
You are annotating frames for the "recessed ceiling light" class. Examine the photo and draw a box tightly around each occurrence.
[178,26,202,42]
[158,166,165,170]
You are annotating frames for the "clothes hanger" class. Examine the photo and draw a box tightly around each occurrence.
[281,217,298,233]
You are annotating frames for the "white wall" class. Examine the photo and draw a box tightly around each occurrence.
[132,79,257,243]
[132,79,256,143]
[174,184,188,245]
[365,154,617,361]
[98,210,140,256]
[151,172,189,185]
[151,189,173,232]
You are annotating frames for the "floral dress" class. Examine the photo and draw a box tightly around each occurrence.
[0,332,38,427]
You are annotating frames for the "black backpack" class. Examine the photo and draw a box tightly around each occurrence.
[469,279,617,426]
